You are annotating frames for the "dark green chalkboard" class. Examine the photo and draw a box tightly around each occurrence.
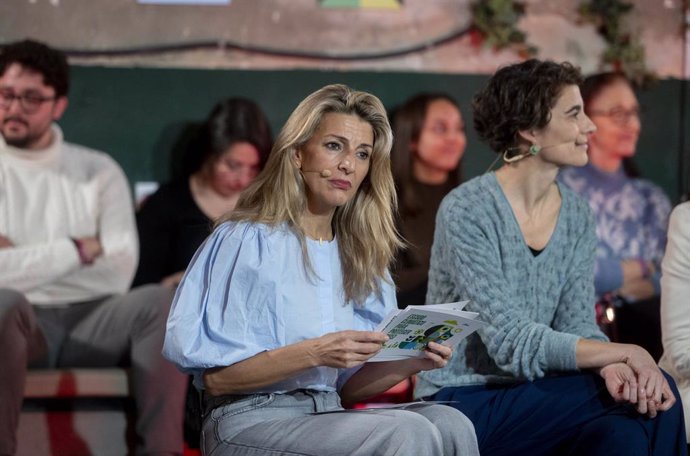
[60,66,688,202]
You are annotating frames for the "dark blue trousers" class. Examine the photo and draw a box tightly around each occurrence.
[431,372,687,456]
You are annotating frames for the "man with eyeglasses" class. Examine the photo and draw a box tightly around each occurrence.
[0,39,185,456]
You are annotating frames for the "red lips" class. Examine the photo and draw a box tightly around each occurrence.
[329,179,352,190]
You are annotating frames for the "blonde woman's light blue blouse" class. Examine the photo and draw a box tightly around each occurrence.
[162,221,396,392]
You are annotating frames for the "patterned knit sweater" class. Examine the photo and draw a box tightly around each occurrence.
[559,163,671,298]
[416,173,608,398]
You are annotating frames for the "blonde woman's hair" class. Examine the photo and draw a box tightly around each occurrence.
[218,84,403,305]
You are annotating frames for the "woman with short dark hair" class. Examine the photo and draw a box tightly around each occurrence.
[417,59,686,456]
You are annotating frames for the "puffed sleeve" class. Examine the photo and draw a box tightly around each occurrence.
[162,221,278,378]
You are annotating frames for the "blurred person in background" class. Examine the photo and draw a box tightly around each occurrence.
[560,72,671,360]
[659,200,690,441]
[133,98,272,288]
[0,39,184,456]
[390,93,466,308]
[132,97,271,449]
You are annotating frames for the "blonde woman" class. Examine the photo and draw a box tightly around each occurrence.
[163,84,479,456]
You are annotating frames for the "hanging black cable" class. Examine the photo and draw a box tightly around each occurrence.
[41,23,471,61]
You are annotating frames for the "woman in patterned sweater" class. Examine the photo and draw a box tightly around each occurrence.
[559,73,671,359]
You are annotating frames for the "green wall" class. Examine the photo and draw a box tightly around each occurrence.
[60,66,689,202]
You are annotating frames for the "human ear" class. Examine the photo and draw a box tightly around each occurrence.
[53,97,69,121]
[52,96,68,121]
[293,149,302,169]
[516,128,538,146]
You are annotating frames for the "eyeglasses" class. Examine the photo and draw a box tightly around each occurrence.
[588,107,641,126]
[0,90,57,113]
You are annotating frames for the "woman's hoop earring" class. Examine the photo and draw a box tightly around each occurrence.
[529,144,540,156]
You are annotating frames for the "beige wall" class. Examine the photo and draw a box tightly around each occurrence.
[3,0,686,77]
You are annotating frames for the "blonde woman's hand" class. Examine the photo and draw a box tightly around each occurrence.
[308,330,388,369]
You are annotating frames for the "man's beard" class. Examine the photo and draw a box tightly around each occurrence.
[4,134,33,148]
[2,118,34,148]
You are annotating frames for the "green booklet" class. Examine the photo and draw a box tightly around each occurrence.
[369,301,485,362]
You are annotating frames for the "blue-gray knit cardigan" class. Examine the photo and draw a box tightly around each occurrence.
[416,172,608,398]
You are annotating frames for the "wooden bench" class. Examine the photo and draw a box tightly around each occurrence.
[17,368,410,455]
[18,368,132,456]
[349,376,416,409]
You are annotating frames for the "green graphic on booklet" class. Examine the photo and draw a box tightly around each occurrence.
[370,301,485,362]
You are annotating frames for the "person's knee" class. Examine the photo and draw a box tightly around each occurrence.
[661,369,681,398]
[0,289,32,329]
[584,416,648,455]
[0,288,30,310]
[434,405,476,437]
[658,369,686,419]
[413,404,478,450]
[385,411,443,452]
[125,284,175,322]
[0,289,37,365]
[659,369,687,428]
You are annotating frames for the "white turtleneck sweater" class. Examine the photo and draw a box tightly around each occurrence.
[0,125,138,305]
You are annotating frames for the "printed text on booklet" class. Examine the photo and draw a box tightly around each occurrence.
[369,301,485,362]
